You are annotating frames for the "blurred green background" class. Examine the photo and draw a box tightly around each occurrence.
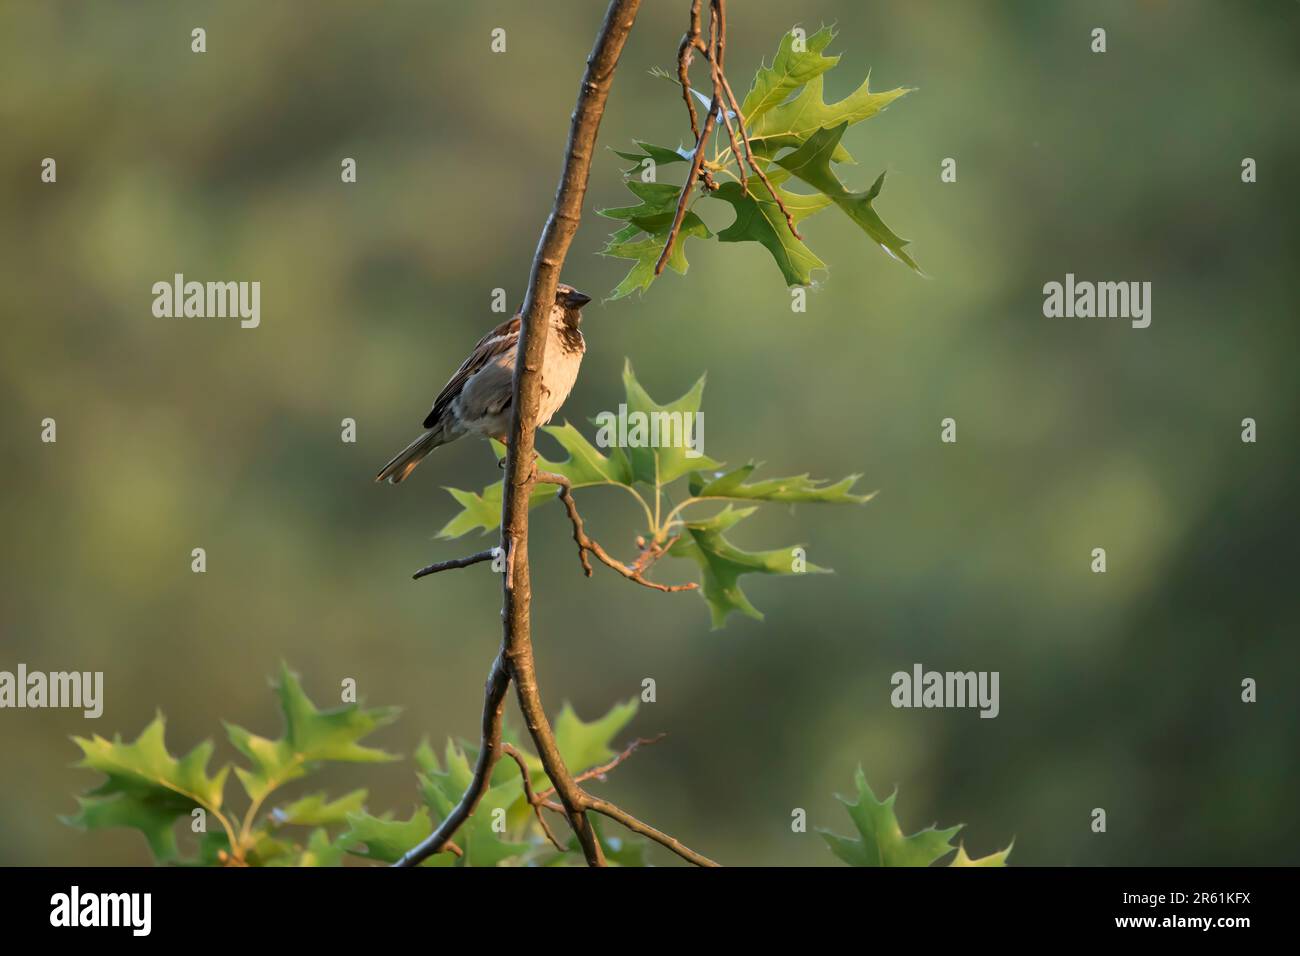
[2,0,1297,866]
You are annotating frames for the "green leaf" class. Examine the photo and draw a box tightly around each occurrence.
[64,714,230,862]
[225,663,399,805]
[950,841,1013,867]
[611,140,691,176]
[542,423,634,486]
[437,426,632,539]
[64,794,188,863]
[818,768,963,866]
[599,180,690,231]
[269,789,368,827]
[748,74,912,163]
[668,506,825,628]
[620,360,722,486]
[190,826,301,866]
[601,213,710,300]
[688,462,874,504]
[436,484,506,539]
[285,828,347,867]
[740,26,840,124]
[553,698,639,776]
[598,164,715,300]
[339,808,452,866]
[418,739,530,867]
[776,123,921,273]
[713,171,832,287]
[498,699,639,788]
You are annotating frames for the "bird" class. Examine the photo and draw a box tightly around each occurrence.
[375,283,591,484]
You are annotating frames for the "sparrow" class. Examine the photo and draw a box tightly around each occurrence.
[375,283,591,484]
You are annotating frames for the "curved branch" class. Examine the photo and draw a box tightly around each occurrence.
[396,0,722,873]
[657,0,800,273]
[583,796,720,867]
[494,0,645,869]
[537,470,697,593]
[655,2,721,276]
[534,734,666,803]
[393,655,510,867]
[501,743,566,853]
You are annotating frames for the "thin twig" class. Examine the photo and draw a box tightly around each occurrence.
[631,535,679,575]
[535,734,666,803]
[655,1,721,276]
[710,62,747,192]
[704,0,749,191]
[712,62,802,240]
[536,470,697,593]
[583,796,720,867]
[526,737,718,869]
[676,0,705,141]
[501,743,566,852]
[660,0,802,267]
[394,655,510,867]
[412,549,497,580]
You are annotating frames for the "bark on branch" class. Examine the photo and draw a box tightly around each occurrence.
[397,0,720,870]
[398,0,639,869]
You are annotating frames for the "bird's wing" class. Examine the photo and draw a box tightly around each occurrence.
[423,314,521,428]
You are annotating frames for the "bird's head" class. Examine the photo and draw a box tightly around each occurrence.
[555,283,592,324]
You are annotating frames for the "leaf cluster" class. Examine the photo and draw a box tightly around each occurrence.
[439,360,873,627]
[603,26,919,298]
[64,666,650,866]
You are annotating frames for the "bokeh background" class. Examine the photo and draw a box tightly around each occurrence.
[2,0,1297,866]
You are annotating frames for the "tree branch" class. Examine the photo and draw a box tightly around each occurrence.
[501,743,566,852]
[412,549,497,580]
[655,1,720,276]
[536,469,698,593]
[397,0,722,871]
[534,734,666,803]
[393,654,509,867]
[657,0,801,274]
[584,796,720,867]
[675,0,706,142]
[711,56,801,240]
[493,0,647,869]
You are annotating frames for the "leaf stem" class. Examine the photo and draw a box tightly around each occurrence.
[153,777,241,864]
[604,480,656,530]
[237,754,304,854]
[653,456,662,534]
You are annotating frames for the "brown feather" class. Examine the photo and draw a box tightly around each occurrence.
[422,314,520,429]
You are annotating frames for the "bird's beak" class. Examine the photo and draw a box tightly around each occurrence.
[564,289,592,308]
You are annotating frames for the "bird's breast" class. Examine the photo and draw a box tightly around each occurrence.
[537,332,583,425]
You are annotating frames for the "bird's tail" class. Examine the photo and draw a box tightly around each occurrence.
[375,425,451,484]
